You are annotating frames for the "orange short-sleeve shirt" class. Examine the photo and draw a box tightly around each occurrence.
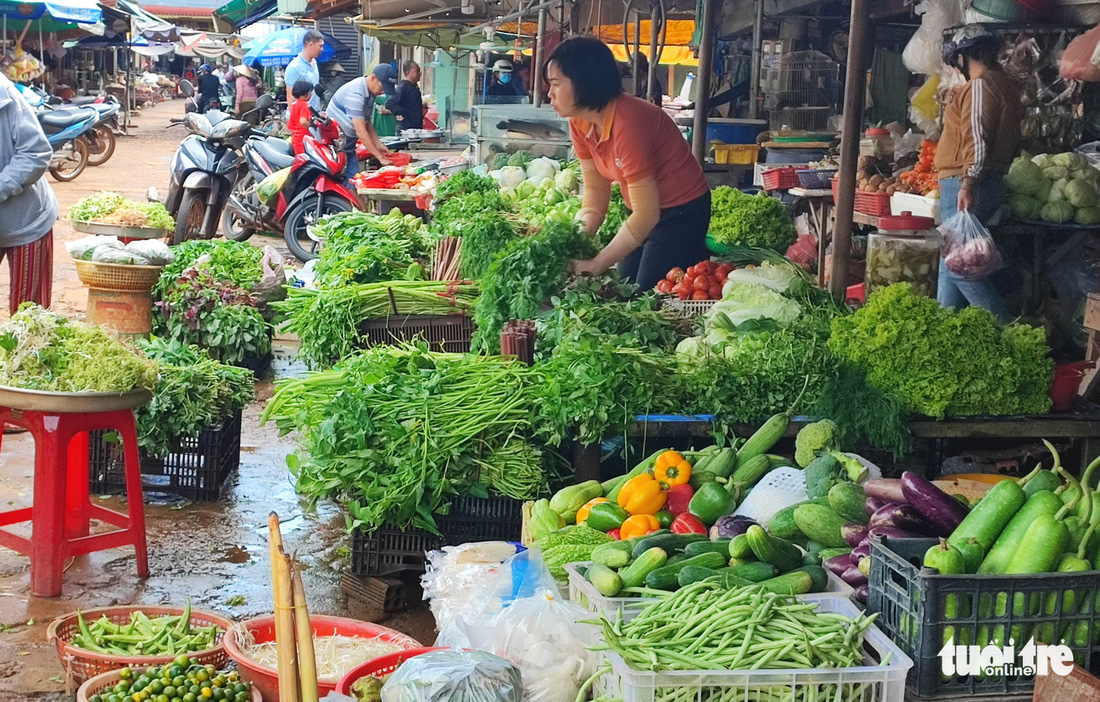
[570,95,708,211]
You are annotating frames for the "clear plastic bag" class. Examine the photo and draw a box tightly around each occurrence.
[124,239,174,266]
[903,0,963,75]
[66,235,121,260]
[257,167,291,204]
[1060,24,1100,82]
[380,649,523,702]
[251,245,288,309]
[940,210,1004,280]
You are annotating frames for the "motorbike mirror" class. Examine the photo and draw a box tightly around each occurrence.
[179,79,195,97]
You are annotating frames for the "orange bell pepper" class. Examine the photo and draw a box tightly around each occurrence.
[575,497,608,525]
[620,513,660,539]
[654,450,692,488]
[617,474,667,515]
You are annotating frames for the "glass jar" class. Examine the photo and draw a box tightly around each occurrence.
[866,212,939,297]
[859,128,894,163]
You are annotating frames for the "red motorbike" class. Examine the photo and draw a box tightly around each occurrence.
[222,107,359,261]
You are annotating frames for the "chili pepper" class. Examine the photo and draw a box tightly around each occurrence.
[671,513,707,535]
[620,514,661,540]
[654,451,692,488]
[617,474,667,515]
[665,483,695,515]
[576,497,609,525]
[586,502,630,532]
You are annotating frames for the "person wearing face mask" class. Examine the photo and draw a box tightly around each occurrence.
[486,59,522,99]
[935,25,1021,321]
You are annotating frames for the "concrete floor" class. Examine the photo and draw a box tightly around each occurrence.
[0,99,436,701]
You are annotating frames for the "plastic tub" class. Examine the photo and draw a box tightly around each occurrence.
[222,615,422,702]
[1050,361,1092,411]
[705,119,767,145]
[335,647,447,695]
[78,668,262,702]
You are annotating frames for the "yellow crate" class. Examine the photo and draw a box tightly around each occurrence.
[712,144,731,164]
[727,144,760,165]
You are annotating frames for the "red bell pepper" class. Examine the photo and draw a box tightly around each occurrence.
[666,483,695,515]
[608,529,622,540]
[671,512,707,535]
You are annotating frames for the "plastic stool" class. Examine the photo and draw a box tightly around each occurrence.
[0,406,148,597]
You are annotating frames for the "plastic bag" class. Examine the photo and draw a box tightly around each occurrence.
[257,167,291,204]
[902,0,962,75]
[91,246,149,265]
[940,210,1004,279]
[380,649,523,702]
[251,245,288,309]
[66,235,121,260]
[422,542,518,638]
[1060,24,1100,82]
[124,239,174,266]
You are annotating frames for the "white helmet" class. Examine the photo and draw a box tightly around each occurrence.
[492,59,513,73]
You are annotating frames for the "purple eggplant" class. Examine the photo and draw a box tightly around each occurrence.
[900,471,969,535]
[852,541,871,560]
[854,584,869,603]
[868,525,921,541]
[862,478,907,504]
[842,564,868,587]
[842,524,869,548]
[869,503,936,535]
[709,514,757,540]
[823,553,855,577]
[865,496,890,515]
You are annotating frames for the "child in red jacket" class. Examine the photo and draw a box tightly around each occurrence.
[288,79,314,154]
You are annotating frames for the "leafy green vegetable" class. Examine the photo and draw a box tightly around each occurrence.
[709,186,797,251]
[153,240,263,302]
[142,202,175,230]
[311,209,435,288]
[434,170,499,204]
[68,191,127,224]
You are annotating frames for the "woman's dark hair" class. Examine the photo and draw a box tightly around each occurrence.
[292,79,314,99]
[544,37,623,110]
[958,36,1001,67]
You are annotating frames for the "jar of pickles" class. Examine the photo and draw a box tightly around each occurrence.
[859,128,894,163]
[865,212,938,297]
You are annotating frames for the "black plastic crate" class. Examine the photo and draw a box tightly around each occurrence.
[351,495,523,576]
[89,412,243,502]
[358,314,474,353]
[868,536,1100,700]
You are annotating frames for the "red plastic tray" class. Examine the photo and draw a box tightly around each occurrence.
[761,167,802,191]
[336,647,447,695]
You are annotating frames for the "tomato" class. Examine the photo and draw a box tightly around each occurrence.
[700,260,716,273]
[715,263,733,279]
[683,272,697,287]
[708,284,723,299]
[666,267,685,283]
[655,279,673,294]
[672,283,691,299]
[692,290,710,300]
[693,276,710,291]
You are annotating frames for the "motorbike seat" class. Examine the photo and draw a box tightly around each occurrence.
[252,137,296,170]
[39,108,96,134]
[69,96,99,105]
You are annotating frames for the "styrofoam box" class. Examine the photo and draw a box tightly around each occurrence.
[890,191,942,224]
[595,593,913,702]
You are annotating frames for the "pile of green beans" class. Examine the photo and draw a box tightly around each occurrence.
[584,581,887,702]
[72,602,219,657]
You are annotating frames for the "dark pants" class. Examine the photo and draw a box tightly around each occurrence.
[618,190,711,290]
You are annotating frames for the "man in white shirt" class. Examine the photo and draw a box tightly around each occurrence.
[284,29,324,111]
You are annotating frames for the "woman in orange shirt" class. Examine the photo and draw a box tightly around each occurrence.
[545,37,710,289]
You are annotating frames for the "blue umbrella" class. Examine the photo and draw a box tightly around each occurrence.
[243,27,348,68]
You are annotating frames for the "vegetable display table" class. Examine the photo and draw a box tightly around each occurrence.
[995,220,1100,315]
[0,387,152,597]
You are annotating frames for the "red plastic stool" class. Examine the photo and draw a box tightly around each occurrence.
[0,390,150,597]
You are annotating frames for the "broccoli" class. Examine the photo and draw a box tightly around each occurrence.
[491,152,509,171]
[508,150,533,168]
[829,450,869,483]
[794,419,839,467]
[804,453,842,499]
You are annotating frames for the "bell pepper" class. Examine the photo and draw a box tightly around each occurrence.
[654,450,692,488]
[587,502,629,532]
[665,483,695,515]
[654,510,675,529]
[620,514,661,540]
[617,474,667,515]
[608,528,622,540]
[688,482,736,526]
[576,497,609,525]
[671,512,707,535]
[549,480,604,523]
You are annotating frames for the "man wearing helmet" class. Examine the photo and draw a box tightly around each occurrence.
[486,59,522,100]
[197,64,221,113]
[934,25,1021,321]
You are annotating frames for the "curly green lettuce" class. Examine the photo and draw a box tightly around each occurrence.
[709,186,797,251]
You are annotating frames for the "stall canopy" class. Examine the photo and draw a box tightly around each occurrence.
[114,0,179,42]
[243,26,348,66]
[213,0,277,31]
[0,0,102,25]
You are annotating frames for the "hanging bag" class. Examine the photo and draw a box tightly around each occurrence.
[940,210,1004,279]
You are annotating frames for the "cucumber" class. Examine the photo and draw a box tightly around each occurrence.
[684,539,733,558]
[619,547,668,589]
[630,532,705,560]
[727,561,778,582]
[666,554,688,566]
[590,541,634,569]
[729,533,752,559]
[768,498,830,541]
[677,565,725,588]
[828,482,869,525]
[586,563,623,597]
[790,565,828,592]
[802,550,822,567]
[818,547,853,562]
[756,570,814,596]
[976,490,1062,574]
[949,479,1026,553]
[709,570,755,590]
[793,504,848,548]
[729,454,773,488]
[645,552,729,590]
[804,540,826,554]
[745,525,802,572]
[738,413,789,462]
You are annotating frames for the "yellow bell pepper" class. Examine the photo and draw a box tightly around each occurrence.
[620,513,661,540]
[617,474,667,515]
[654,450,692,488]
[575,497,608,524]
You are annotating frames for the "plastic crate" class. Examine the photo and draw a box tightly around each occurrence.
[351,495,523,576]
[358,314,474,353]
[596,594,912,702]
[796,168,838,189]
[832,178,893,217]
[88,412,242,502]
[713,144,760,165]
[868,536,1100,700]
[659,295,716,316]
[761,166,802,191]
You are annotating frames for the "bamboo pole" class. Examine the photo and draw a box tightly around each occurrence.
[269,513,300,702]
[292,568,319,702]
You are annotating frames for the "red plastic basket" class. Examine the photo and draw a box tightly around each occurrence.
[389,152,412,167]
[336,647,447,695]
[761,167,802,191]
[78,669,262,702]
[831,179,892,217]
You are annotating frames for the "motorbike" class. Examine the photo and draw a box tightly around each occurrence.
[18,85,121,167]
[35,105,98,182]
[239,93,286,136]
[165,109,249,245]
[222,107,358,262]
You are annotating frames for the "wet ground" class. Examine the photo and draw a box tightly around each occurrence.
[0,100,436,700]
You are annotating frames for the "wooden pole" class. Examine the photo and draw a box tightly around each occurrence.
[691,0,719,164]
[533,8,547,106]
[828,0,871,298]
[748,0,765,119]
[292,568,319,702]
[269,513,299,702]
[646,4,659,103]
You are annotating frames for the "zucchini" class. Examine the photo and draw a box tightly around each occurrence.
[789,565,828,592]
[619,547,668,589]
[793,504,848,548]
[729,533,753,560]
[818,547,853,562]
[585,563,623,597]
[745,525,802,572]
[828,482,870,526]
[756,571,814,596]
[768,498,830,541]
[630,532,705,560]
[677,565,725,588]
[727,561,778,582]
[1022,470,1061,497]
[738,412,789,462]
[590,540,634,569]
[949,479,1026,553]
[729,454,773,488]
[976,490,1062,574]
[684,539,732,558]
[645,552,728,590]
[802,550,822,567]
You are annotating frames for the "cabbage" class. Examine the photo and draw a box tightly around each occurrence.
[497,166,526,189]
[723,261,803,294]
[1076,207,1100,225]
[1005,159,1046,195]
[1074,167,1100,184]
[1033,178,1053,203]
[1066,179,1097,208]
[1018,150,1034,162]
[1041,200,1075,223]
[705,282,802,329]
[525,157,559,184]
[1043,166,1069,181]
[1009,195,1042,220]
[555,169,578,193]
[1049,178,1070,203]
[1032,154,1053,169]
[1053,152,1087,170]
[675,336,705,357]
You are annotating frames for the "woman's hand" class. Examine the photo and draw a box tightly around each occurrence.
[572,258,609,277]
[957,186,973,212]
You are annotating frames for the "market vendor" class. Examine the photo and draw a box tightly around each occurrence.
[935,25,1021,322]
[545,37,710,290]
[326,64,398,179]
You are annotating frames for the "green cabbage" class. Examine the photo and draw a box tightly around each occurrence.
[1041,200,1075,223]
[1049,178,1070,203]
[1074,167,1100,184]
[1043,166,1069,181]
[1033,154,1053,169]
[705,283,802,329]
[1066,179,1097,208]
[1034,178,1053,203]
[723,261,803,294]
[1009,195,1042,220]
[554,168,578,193]
[1053,152,1087,170]
[1076,207,1100,225]
[1006,158,1046,196]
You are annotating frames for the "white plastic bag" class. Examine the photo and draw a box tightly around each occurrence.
[380,649,523,702]
[940,210,1004,280]
[903,0,963,75]
[252,245,288,306]
[66,235,122,260]
[124,239,174,266]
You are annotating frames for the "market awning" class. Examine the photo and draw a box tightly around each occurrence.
[592,19,696,47]
[213,0,277,31]
[115,0,179,42]
[609,44,697,66]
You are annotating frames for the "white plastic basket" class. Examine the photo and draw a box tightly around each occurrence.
[595,594,912,702]
[732,466,807,524]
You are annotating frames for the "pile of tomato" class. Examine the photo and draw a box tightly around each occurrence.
[655,260,734,300]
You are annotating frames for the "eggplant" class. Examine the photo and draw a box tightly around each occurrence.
[869,503,936,535]
[852,540,871,560]
[854,584,869,604]
[865,496,890,515]
[862,478,907,503]
[823,553,854,577]
[900,471,969,535]
[841,564,868,587]
[868,525,921,541]
[842,524,869,548]
[710,514,757,540]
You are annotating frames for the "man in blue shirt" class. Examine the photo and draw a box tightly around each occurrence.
[327,64,398,181]
[284,29,323,111]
